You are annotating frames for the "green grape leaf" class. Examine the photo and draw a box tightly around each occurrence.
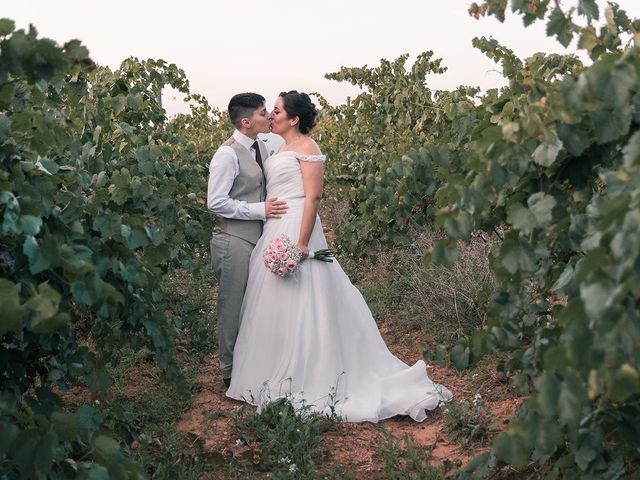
[606,363,640,402]
[577,0,599,23]
[51,411,83,441]
[427,239,458,266]
[0,279,22,334]
[0,18,15,36]
[535,372,560,416]
[580,281,615,318]
[507,202,537,235]
[71,280,94,306]
[84,466,110,480]
[551,263,574,291]
[18,215,43,236]
[528,192,556,226]
[93,435,121,461]
[574,428,603,470]
[0,114,11,139]
[24,283,60,327]
[31,312,70,334]
[578,28,598,53]
[63,39,89,62]
[622,130,640,168]
[86,369,112,392]
[33,432,57,476]
[558,370,586,428]
[531,137,562,166]
[500,234,537,274]
[127,227,149,249]
[557,122,591,156]
[546,8,574,47]
[493,431,531,468]
[23,236,52,274]
[0,422,18,455]
[450,343,470,371]
[93,214,122,239]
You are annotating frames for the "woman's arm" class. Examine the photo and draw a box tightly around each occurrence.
[297,158,324,259]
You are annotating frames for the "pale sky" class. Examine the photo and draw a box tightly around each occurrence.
[4,1,639,116]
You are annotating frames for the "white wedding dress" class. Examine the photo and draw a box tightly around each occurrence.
[226,151,452,422]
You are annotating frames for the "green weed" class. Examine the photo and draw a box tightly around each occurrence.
[232,399,339,479]
[376,430,444,479]
[443,396,496,447]
[162,257,217,358]
[101,343,205,478]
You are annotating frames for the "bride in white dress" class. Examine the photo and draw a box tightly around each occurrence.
[227,91,452,422]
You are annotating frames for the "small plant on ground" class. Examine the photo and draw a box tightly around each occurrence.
[232,399,339,479]
[443,395,496,447]
[376,430,444,480]
[101,346,205,479]
[162,256,217,358]
[319,466,358,479]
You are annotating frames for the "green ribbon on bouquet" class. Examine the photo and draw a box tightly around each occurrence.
[308,249,334,262]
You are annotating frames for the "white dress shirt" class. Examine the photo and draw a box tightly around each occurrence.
[207,130,266,220]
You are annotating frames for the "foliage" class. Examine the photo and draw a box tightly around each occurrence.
[0,20,214,478]
[314,52,480,251]
[164,93,230,209]
[443,3,640,478]
[469,0,640,58]
[319,1,640,477]
[3,0,640,476]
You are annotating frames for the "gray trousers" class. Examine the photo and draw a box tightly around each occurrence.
[210,231,255,380]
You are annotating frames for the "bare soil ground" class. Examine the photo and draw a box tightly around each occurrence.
[59,263,523,477]
[176,321,524,478]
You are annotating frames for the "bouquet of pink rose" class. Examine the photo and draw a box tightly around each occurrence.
[263,234,334,277]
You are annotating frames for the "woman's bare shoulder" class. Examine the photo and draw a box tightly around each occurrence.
[295,137,322,156]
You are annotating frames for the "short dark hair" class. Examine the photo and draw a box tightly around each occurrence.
[279,91,317,134]
[228,93,265,128]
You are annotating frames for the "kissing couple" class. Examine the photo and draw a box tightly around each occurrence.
[207,91,452,422]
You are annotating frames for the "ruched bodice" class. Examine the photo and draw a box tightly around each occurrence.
[264,150,325,201]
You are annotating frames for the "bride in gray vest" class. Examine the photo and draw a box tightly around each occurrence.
[207,93,288,388]
[226,91,452,423]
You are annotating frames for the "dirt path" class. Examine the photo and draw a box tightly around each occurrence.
[176,323,523,478]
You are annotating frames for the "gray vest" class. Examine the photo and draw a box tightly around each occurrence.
[214,136,267,244]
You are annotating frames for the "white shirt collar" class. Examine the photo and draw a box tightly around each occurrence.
[233,130,257,151]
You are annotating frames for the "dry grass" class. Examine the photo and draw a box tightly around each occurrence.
[319,182,497,344]
[338,228,498,345]
[389,231,496,341]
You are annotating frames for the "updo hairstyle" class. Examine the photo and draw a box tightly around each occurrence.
[279,90,317,134]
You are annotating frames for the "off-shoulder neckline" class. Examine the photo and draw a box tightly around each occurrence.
[276,150,325,157]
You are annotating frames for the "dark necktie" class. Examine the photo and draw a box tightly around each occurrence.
[252,141,263,171]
